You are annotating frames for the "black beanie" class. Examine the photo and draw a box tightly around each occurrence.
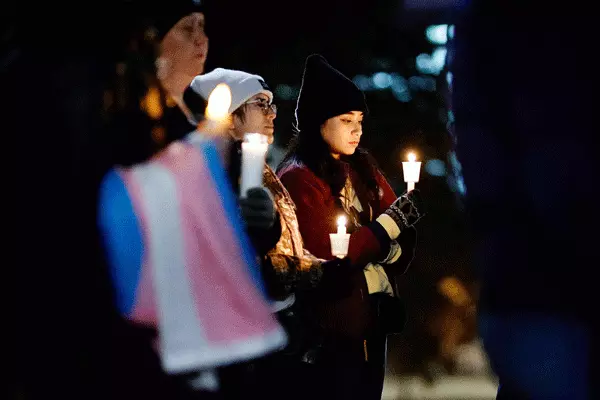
[294,54,368,132]
[152,0,203,40]
[121,0,202,41]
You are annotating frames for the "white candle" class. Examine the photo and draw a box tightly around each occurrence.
[240,133,269,197]
[330,215,350,258]
[337,215,347,235]
[402,152,422,192]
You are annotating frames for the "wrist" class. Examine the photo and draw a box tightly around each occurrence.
[376,213,402,240]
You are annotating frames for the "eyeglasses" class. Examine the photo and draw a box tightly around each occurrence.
[245,98,277,115]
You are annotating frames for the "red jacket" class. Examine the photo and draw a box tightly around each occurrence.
[278,161,416,338]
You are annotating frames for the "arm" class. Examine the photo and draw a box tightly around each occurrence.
[375,172,418,277]
[261,250,324,300]
[279,168,390,267]
[246,213,282,257]
[240,187,282,257]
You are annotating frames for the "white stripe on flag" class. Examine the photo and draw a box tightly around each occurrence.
[132,163,208,374]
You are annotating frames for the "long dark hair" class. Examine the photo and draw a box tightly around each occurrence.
[278,122,382,205]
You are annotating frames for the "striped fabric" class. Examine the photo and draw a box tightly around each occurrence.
[99,134,286,374]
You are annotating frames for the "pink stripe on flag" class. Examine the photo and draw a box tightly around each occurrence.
[154,143,280,343]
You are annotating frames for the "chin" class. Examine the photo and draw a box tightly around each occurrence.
[262,130,275,142]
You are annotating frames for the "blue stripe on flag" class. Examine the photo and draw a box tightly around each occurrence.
[98,169,144,314]
[201,141,267,296]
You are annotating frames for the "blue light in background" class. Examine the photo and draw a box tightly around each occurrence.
[416,47,447,75]
[425,159,447,177]
[390,73,412,102]
[275,84,294,100]
[426,24,448,45]
[372,72,393,89]
[409,76,437,92]
[353,74,373,91]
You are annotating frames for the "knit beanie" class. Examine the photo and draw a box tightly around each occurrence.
[295,54,368,132]
[185,68,272,122]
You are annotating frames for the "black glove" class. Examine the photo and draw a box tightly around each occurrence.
[319,257,354,298]
[239,187,276,230]
[383,189,425,231]
[321,256,353,272]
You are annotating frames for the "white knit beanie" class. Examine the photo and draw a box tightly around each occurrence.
[188,68,273,114]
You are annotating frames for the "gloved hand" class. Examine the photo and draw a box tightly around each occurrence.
[321,256,353,273]
[383,189,425,231]
[239,187,276,230]
[319,257,354,298]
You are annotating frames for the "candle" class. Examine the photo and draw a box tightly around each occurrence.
[200,83,232,136]
[330,215,350,258]
[337,215,347,235]
[205,83,232,121]
[240,133,269,197]
[402,151,422,192]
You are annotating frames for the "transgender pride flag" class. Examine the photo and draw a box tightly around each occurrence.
[98,133,286,374]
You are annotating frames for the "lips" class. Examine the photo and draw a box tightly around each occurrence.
[349,141,359,146]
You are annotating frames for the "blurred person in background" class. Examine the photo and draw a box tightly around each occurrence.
[452,1,595,398]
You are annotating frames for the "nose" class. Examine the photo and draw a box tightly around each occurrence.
[267,109,276,121]
[352,124,362,137]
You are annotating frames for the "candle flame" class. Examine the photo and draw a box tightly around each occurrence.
[205,83,232,121]
[408,152,417,162]
[337,216,347,226]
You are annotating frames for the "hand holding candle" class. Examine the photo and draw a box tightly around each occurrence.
[402,151,422,192]
[330,215,351,258]
[240,133,269,198]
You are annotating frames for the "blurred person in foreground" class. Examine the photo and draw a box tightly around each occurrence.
[452,2,595,399]
[9,1,283,398]
[97,4,287,398]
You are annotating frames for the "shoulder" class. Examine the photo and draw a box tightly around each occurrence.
[278,161,327,194]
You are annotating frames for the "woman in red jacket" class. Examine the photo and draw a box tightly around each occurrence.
[277,54,425,400]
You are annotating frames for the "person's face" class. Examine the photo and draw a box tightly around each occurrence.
[160,13,209,78]
[231,93,277,143]
[320,111,364,157]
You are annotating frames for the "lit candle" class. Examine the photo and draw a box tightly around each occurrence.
[402,151,422,192]
[205,83,231,122]
[330,215,350,258]
[240,133,269,197]
[337,215,347,235]
[200,83,232,136]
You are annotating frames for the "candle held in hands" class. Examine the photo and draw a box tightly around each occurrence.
[337,215,347,235]
[402,151,422,192]
[240,133,269,197]
[330,215,350,258]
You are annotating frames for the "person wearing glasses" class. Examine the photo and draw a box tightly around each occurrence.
[187,68,353,400]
